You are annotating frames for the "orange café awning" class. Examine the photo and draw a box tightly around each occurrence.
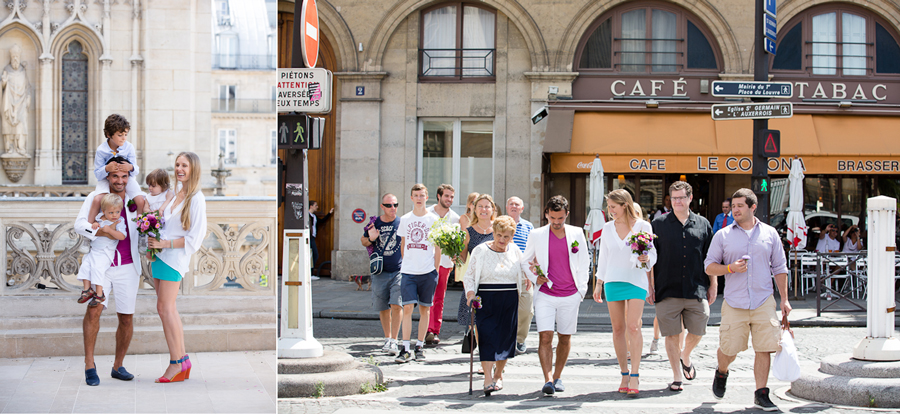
[549,112,900,175]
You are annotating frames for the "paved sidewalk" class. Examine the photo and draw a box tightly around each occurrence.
[0,351,276,413]
[311,278,893,326]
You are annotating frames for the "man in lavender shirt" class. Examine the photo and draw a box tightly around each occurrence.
[521,196,590,395]
[703,188,791,411]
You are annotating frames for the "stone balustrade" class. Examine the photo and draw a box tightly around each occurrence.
[1,196,276,296]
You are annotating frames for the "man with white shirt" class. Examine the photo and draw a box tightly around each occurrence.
[395,184,441,363]
[73,168,144,386]
[816,223,841,252]
[507,196,534,355]
[425,184,460,346]
[521,195,590,395]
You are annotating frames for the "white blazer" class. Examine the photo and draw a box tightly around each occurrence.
[520,224,591,299]
[74,190,143,277]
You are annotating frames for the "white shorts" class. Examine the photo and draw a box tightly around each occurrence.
[533,290,581,335]
[95,264,140,314]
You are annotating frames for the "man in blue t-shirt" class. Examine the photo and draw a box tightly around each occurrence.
[362,193,404,356]
[507,196,534,355]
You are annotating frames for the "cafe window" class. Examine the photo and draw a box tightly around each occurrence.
[772,5,900,75]
[576,4,720,73]
[418,119,493,209]
[420,3,496,81]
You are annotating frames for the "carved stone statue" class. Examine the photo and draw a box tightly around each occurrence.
[1,44,30,156]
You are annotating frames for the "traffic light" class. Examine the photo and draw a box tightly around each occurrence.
[759,129,780,158]
[277,114,309,149]
[752,176,769,193]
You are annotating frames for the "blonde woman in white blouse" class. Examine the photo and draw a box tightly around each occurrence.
[464,216,527,396]
[147,152,208,383]
[592,189,657,396]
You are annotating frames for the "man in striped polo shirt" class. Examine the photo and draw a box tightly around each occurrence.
[507,196,534,355]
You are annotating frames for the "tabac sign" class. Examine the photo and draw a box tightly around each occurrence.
[277,68,332,114]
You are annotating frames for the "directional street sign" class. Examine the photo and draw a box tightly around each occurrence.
[765,37,776,54]
[764,14,777,41]
[711,102,793,121]
[765,0,777,18]
[711,81,792,98]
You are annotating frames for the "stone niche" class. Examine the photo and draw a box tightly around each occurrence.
[0,29,38,185]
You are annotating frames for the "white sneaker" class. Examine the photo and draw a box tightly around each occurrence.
[386,339,400,356]
[310,276,320,280]
[649,338,659,355]
[381,338,392,353]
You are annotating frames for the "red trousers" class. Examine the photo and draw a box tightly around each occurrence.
[428,266,452,335]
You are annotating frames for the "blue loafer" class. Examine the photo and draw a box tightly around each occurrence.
[541,381,555,395]
[111,366,134,381]
[85,367,100,386]
[554,378,565,392]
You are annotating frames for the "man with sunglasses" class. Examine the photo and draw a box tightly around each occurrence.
[362,194,404,356]
[815,223,841,253]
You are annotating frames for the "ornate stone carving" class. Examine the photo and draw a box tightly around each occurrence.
[5,222,84,292]
[193,222,271,292]
[1,44,31,157]
[1,43,32,182]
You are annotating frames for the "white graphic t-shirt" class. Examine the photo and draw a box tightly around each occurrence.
[397,210,439,275]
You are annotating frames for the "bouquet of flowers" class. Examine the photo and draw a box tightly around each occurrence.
[470,296,482,311]
[134,211,163,258]
[626,231,656,270]
[427,217,467,266]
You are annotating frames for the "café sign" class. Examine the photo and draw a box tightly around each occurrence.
[554,154,900,175]
[573,77,895,103]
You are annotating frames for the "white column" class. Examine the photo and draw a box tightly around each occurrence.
[0,217,6,295]
[33,55,59,185]
[278,229,322,358]
[853,195,900,361]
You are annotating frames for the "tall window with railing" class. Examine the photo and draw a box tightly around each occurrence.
[420,3,496,81]
[576,4,719,74]
[218,129,237,165]
[772,5,900,76]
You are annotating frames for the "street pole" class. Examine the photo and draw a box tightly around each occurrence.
[752,0,770,223]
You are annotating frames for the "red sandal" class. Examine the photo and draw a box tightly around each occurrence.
[77,288,95,304]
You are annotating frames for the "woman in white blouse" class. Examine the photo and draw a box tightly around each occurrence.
[592,189,656,396]
[464,216,527,396]
[147,152,208,383]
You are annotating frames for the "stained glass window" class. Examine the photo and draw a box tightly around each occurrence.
[61,41,88,184]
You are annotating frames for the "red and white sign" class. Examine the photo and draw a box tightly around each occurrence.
[300,0,319,68]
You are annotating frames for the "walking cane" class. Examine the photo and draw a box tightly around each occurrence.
[468,303,475,395]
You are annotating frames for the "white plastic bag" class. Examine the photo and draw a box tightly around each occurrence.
[772,327,801,382]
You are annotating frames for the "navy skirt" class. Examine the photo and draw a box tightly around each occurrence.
[474,284,518,362]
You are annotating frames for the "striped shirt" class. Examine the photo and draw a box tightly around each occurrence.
[513,218,534,253]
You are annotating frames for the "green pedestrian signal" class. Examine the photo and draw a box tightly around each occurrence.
[761,178,768,192]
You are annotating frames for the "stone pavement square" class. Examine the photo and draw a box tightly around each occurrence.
[0,351,276,413]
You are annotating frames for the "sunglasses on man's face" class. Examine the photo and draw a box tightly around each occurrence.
[382,203,399,208]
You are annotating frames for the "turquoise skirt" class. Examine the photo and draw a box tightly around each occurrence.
[604,281,647,302]
[151,259,182,282]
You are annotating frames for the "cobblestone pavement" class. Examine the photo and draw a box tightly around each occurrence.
[279,319,898,413]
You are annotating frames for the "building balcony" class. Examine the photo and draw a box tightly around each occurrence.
[212,53,276,70]
[212,98,276,113]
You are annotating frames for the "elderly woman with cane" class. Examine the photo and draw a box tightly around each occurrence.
[464,215,527,396]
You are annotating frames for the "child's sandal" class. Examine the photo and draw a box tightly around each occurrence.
[88,293,106,308]
[78,288,95,304]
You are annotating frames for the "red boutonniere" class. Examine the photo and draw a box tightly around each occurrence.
[571,240,579,254]
[126,199,137,212]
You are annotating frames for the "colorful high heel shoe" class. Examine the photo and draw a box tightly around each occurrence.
[618,371,629,393]
[181,354,191,379]
[155,357,185,383]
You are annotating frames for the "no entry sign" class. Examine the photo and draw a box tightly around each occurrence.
[300,0,319,68]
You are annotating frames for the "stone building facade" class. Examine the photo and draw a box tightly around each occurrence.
[277,0,900,279]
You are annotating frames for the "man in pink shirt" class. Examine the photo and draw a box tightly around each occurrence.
[521,196,590,395]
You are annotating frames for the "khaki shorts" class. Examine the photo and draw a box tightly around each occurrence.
[719,295,781,356]
[655,297,710,337]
